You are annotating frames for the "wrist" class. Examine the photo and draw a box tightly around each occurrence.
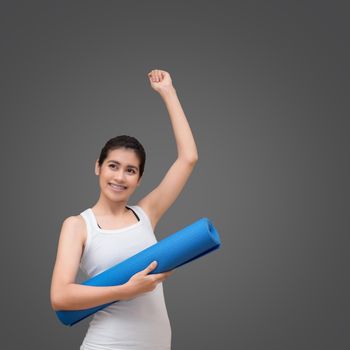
[159,86,177,99]
[118,282,135,301]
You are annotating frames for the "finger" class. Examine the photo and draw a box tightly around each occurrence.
[164,270,174,277]
[156,271,173,281]
[148,71,155,82]
[157,273,171,283]
[144,261,157,274]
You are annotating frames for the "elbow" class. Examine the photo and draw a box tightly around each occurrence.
[50,297,60,311]
[50,294,61,311]
[50,289,65,311]
[189,156,198,166]
[181,155,198,165]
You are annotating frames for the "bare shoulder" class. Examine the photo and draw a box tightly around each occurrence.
[60,215,87,246]
[62,215,85,230]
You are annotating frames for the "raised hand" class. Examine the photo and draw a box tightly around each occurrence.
[147,69,174,95]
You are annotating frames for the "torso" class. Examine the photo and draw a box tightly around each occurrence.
[78,204,172,348]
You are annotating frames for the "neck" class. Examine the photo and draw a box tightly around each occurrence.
[92,193,129,216]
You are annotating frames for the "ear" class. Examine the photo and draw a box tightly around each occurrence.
[95,159,100,176]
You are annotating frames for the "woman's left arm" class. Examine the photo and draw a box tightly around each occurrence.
[138,69,199,228]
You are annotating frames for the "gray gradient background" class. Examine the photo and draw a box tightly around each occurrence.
[1,1,349,349]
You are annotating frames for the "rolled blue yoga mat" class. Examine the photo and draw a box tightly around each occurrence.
[56,217,221,326]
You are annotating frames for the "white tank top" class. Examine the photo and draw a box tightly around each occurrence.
[79,205,172,350]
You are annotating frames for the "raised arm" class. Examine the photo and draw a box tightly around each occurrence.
[138,69,199,229]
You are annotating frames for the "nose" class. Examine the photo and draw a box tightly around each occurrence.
[114,168,126,183]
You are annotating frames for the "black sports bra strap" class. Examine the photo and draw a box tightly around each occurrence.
[126,206,140,221]
[96,207,140,229]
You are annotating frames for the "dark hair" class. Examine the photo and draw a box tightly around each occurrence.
[98,135,146,179]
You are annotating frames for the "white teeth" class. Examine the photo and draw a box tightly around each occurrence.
[110,183,126,190]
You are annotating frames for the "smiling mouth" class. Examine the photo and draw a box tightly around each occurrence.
[109,183,127,191]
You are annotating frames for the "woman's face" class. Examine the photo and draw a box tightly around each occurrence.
[95,148,142,202]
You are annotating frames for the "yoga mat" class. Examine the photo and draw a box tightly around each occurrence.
[56,217,221,326]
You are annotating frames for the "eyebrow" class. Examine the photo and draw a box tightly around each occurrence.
[107,160,139,170]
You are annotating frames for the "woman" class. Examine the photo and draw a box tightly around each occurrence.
[50,69,199,349]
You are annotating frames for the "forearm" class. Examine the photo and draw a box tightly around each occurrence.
[160,87,198,162]
[51,283,132,311]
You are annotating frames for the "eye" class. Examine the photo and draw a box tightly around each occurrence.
[128,168,136,174]
[109,164,116,169]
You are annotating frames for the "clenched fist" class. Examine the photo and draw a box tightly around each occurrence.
[147,69,175,95]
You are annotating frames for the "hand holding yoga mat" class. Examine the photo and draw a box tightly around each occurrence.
[56,217,221,326]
